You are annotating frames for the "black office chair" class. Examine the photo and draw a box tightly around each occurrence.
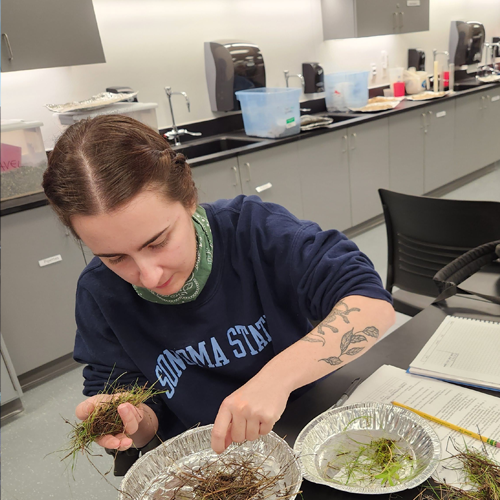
[378,189,500,317]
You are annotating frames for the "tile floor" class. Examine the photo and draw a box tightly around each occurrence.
[2,164,499,500]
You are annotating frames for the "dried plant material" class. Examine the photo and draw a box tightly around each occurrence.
[165,453,297,499]
[61,379,164,471]
[414,446,500,500]
[350,97,403,112]
[406,91,448,100]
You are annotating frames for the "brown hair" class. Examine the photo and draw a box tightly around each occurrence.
[43,115,197,237]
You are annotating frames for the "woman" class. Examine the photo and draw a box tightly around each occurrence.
[43,115,395,458]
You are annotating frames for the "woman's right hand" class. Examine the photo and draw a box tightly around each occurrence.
[75,394,156,451]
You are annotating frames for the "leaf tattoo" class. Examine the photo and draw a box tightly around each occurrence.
[339,328,354,354]
[308,300,361,343]
[362,326,379,339]
[350,334,368,343]
[317,325,379,367]
[302,335,326,345]
[320,356,343,366]
[345,347,364,356]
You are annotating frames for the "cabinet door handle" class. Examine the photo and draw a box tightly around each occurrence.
[342,135,348,153]
[399,11,404,29]
[255,182,272,193]
[350,133,357,150]
[231,166,239,187]
[2,33,14,60]
[421,112,426,130]
[244,162,251,182]
[480,95,486,110]
[393,12,397,31]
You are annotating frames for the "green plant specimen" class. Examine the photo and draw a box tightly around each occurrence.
[325,433,419,487]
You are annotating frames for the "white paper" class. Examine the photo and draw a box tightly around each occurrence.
[346,365,500,486]
[409,316,500,389]
[436,111,446,118]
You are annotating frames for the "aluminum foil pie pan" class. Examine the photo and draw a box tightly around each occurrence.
[119,424,302,500]
[293,402,441,495]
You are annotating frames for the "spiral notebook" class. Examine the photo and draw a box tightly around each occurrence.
[408,315,500,391]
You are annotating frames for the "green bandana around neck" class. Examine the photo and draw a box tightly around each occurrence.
[132,206,213,305]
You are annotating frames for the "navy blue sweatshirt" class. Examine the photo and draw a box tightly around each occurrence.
[74,196,392,439]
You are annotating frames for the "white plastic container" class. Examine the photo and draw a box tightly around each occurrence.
[1,120,48,201]
[53,102,159,132]
[325,71,369,111]
[235,88,301,139]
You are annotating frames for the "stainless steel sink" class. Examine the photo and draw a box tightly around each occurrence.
[172,137,262,160]
[323,112,365,122]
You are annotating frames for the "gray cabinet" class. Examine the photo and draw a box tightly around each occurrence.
[1,206,86,376]
[321,0,429,40]
[347,118,390,225]
[1,0,105,72]
[388,108,425,195]
[297,131,352,231]
[453,88,500,180]
[190,158,242,204]
[483,89,500,167]
[454,92,485,179]
[1,337,23,407]
[398,0,430,34]
[239,143,304,219]
[423,99,456,192]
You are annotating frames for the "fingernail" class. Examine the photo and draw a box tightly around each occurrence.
[120,406,129,417]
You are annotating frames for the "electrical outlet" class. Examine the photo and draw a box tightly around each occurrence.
[371,63,377,78]
[381,50,388,69]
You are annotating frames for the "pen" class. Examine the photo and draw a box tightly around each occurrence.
[331,377,362,409]
[392,401,500,449]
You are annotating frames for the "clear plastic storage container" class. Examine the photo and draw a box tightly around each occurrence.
[325,71,369,111]
[53,102,159,132]
[1,120,48,201]
[235,88,301,139]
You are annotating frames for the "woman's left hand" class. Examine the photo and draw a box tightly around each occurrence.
[211,374,290,454]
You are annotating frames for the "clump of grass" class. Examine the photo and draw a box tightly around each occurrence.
[61,379,164,470]
[414,446,500,500]
[326,436,415,487]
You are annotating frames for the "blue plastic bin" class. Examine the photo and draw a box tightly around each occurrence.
[235,88,301,139]
[325,71,369,111]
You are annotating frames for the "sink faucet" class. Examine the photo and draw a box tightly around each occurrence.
[284,70,305,92]
[164,87,202,146]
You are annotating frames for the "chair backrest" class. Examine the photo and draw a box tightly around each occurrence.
[379,189,500,297]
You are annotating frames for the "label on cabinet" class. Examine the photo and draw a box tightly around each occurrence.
[255,182,273,193]
[407,0,420,5]
[492,95,500,102]
[39,254,63,267]
[436,111,446,118]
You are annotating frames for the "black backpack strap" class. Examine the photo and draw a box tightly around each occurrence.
[433,240,500,305]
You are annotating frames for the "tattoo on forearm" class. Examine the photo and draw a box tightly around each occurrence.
[319,326,379,366]
[302,300,361,346]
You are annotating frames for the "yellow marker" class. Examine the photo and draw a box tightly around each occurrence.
[392,401,500,449]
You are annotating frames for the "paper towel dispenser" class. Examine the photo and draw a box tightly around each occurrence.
[449,21,485,67]
[204,40,266,112]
